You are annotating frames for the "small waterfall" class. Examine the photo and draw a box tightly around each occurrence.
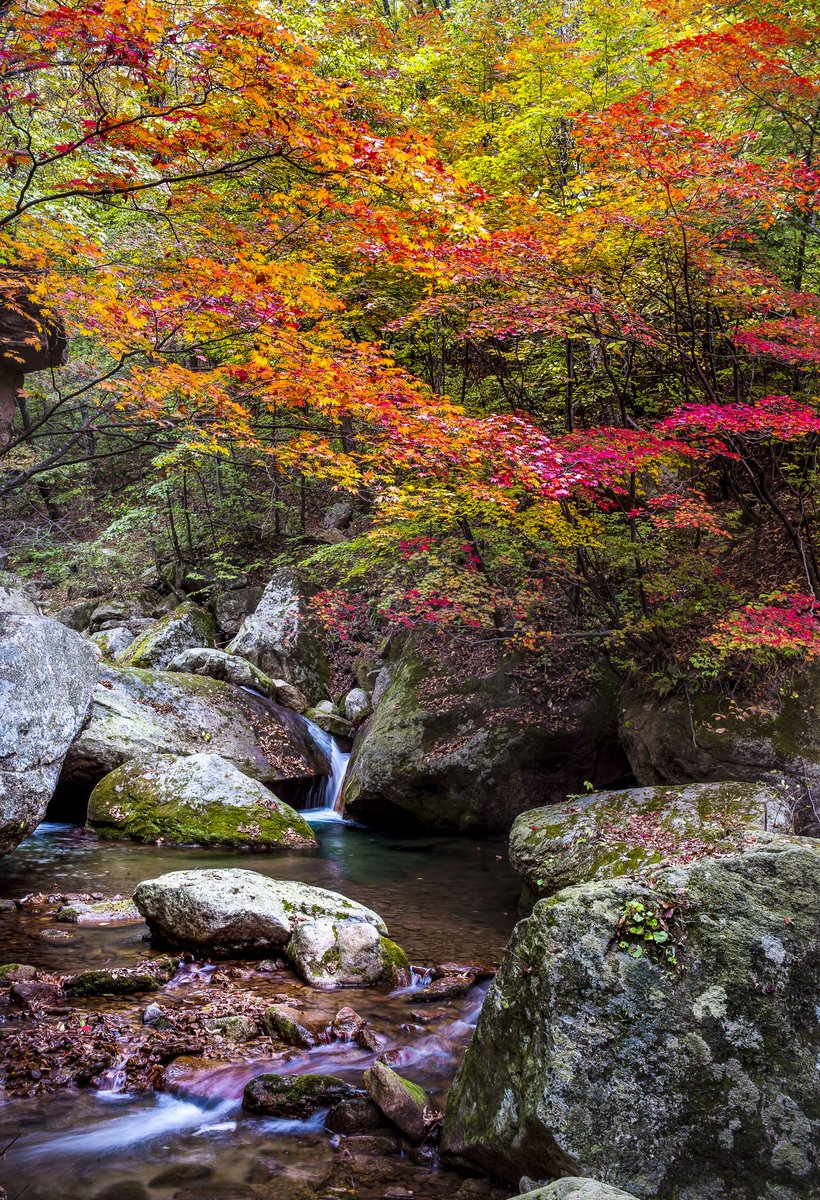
[300,717,350,815]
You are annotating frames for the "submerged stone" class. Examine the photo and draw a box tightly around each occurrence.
[242,1072,357,1117]
[86,752,317,849]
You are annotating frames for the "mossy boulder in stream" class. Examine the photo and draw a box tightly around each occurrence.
[620,664,820,836]
[133,867,387,954]
[510,781,788,904]
[443,838,820,1198]
[61,664,322,791]
[119,600,216,669]
[287,917,410,988]
[364,1061,428,1142]
[87,752,317,849]
[64,957,176,996]
[340,636,626,834]
[243,1072,357,1117]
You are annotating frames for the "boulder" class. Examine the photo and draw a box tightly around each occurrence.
[620,668,820,836]
[90,626,136,660]
[243,1072,357,1117]
[166,647,308,712]
[442,839,820,1197]
[326,1095,387,1135]
[509,781,788,904]
[61,664,323,791]
[511,1184,640,1200]
[86,753,317,849]
[304,700,352,738]
[226,568,330,704]
[287,918,410,988]
[64,958,176,997]
[341,638,626,833]
[87,594,165,634]
[0,586,38,616]
[52,598,97,631]
[120,600,216,669]
[264,1004,317,1047]
[133,867,387,954]
[0,614,97,853]
[56,897,141,924]
[364,1061,428,1142]
[213,585,264,638]
[343,688,372,725]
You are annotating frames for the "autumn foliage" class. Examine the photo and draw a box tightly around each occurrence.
[0,0,818,690]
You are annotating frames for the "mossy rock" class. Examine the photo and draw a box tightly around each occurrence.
[64,958,176,997]
[443,839,820,1197]
[287,918,411,988]
[510,781,789,903]
[242,1072,357,1117]
[363,1060,427,1142]
[87,752,317,849]
[120,601,217,670]
[264,1004,317,1047]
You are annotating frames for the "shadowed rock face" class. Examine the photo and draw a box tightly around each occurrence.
[619,666,820,837]
[341,638,628,834]
[0,613,97,854]
[443,839,820,1199]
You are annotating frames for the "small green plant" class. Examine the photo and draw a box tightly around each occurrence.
[616,898,680,970]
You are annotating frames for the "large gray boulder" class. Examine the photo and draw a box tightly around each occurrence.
[119,600,216,670]
[166,647,308,712]
[288,917,410,987]
[512,1184,640,1200]
[90,626,135,660]
[509,781,788,904]
[443,839,820,1198]
[0,614,97,853]
[620,667,820,836]
[226,568,330,704]
[87,753,317,849]
[341,639,625,833]
[0,586,38,616]
[134,867,387,954]
[61,664,323,790]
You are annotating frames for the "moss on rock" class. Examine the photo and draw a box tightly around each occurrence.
[120,601,217,670]
[242,1072,357,1117]
[87,752,317,849]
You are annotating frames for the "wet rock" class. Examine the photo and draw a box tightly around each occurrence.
[409,975,474,1003]
[0,613,97,854]
[347,1133,402,1156]
[363,1061,428,1143]
[326,1095,388,1135]
[510,781,789,904]
[242,1072,357,1117]
[64,957,176,997]
[620,670,820,836]
[304,700,352,738]
[443,840,820,1197]
[133,867,387,954]
[406,1007,448,1025]
[119,600,217,669]
[0,963,36,982]
[227,568,330,705]
[93,1183,149,1200]
[149,1164,214,1187]
[203,1014,258,1042]
[62,664,318,790]
[142,1002,173,1030]
[87,752,317,849]
[288,918,410,988]
[331,1005,367,1042]
[263,1004,317,1047]
[511,1184,640,1200]
[0,898,15,913]
[433,962,496,980]
[91,626,136,660]
[56,897,141,924]
[166,648,309,712]
[161,1056,232,1101]
[9,979,58,1007]
[340,636,625,834]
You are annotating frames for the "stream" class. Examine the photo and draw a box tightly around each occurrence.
[0,714,520,1200]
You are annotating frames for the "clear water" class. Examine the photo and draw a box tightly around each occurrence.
[0,820,520,1198]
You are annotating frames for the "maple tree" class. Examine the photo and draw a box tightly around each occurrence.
[0,0,817,692]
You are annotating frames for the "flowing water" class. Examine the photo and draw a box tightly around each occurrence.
[0,813,521,1199]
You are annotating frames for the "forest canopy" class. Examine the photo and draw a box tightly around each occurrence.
[0,0,818,695]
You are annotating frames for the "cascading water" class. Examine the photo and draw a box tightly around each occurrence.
[300,718,350,814]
